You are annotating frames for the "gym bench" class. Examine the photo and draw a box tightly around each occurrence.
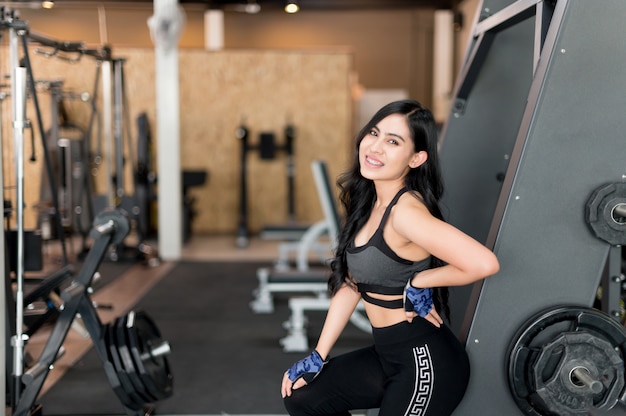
[280,297,371,352]
[250,267,329,314]
[250,160,340,313]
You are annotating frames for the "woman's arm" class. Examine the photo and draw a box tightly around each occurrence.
[314,284,362,359]
[281,284,361,397]
[394,199,500,288]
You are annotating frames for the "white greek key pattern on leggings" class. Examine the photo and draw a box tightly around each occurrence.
[404,344,434,416]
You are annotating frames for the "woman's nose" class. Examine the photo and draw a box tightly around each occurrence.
[369,138,383,153]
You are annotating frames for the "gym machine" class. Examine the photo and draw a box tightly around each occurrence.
[92,58,159,265]
[36,80,94,248]
[11,209,173,416]
[18,14,158,265]
[236,122,306,248]
[1,11,170,414]
[276,159,340,272]
[250,160,339,314]
[438,1,626,414]
[2,14,114,406]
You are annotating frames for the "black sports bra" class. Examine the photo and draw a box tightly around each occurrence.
[346,188,431,309]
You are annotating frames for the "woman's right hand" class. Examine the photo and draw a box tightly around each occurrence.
[406,305,443,327]
[281,370,308,398]
[281,350,327,398]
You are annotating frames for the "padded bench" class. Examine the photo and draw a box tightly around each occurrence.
[250,267,329,314]
[280,297,371,352]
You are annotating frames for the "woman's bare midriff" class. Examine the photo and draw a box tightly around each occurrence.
[362,293,408,328]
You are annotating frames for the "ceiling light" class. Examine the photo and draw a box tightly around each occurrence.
[41,1,54,8]
[284,1,299,14]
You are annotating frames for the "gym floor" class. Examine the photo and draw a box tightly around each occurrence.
[14,234,292,416]
[32,234,369,416]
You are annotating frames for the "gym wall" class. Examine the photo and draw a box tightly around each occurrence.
[19,4,438,107]
[5,2,470,236]
[0,45,352,235]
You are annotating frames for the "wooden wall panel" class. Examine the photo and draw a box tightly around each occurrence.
[179,50,353,234]
[0,45,353,235]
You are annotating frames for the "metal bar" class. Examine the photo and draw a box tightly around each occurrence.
[141,341,172,360]
[601,245,623,322]
[613,204,626,219]
[26,30,110,61]
[93,219,116,236]
[453,0,543,113]
[113,59,125,201]
[20,30,69,264]
[101,60,114,207]
[453,31,496,113]
[11,63,27,407]
[26,31,84,52]
[571,367,603,394]
[534,1,553,73]
[0,57,5,416]
[22,265,74,305]
[475,0,540,36]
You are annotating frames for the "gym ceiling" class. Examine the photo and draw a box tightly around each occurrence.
[37,0,463,10]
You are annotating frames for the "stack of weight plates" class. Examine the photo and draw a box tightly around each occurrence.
[103,310,173,410]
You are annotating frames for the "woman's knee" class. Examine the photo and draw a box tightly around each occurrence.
[284,390,351,416]
[283,390,313,415]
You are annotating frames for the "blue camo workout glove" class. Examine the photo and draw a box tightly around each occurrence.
[287,350,328,383]
[404,281,433,318]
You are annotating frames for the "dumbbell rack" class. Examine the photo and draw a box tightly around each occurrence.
[12,209,172,416]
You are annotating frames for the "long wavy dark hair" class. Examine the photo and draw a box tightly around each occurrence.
[328,99,450,321]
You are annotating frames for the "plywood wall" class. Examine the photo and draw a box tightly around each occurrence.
[0,45,354,235]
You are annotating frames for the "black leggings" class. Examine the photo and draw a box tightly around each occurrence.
[284,320,470,416]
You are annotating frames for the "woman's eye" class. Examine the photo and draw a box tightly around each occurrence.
[388,139,398,145]
[369,129,378,136]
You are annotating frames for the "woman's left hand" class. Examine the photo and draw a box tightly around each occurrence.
[406,306,443,327]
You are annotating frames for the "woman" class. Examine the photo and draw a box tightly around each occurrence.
[281,100,499,415]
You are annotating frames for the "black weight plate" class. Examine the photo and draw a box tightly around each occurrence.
[116,313,160,403]
[532,332,623,414]
[586,182,626,245]
[508,306,626,416]
[101,323,144,411]
[127,310,173,400]
[107,318,152,406]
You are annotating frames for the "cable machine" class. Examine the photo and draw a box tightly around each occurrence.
[25,24,157,265]
[0,8,160,413]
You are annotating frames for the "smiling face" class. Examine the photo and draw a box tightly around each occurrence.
[358,113,427,185]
